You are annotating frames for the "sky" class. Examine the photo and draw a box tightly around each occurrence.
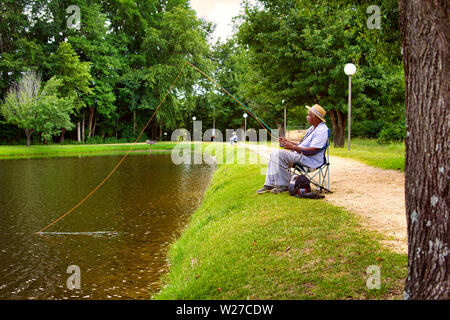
[190,0,256,43]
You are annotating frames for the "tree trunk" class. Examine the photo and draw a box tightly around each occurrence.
[115,117,119,140]
[133,110,136,134]
[60,128,66,143]
[88,107,94,138]
[92,116,97,137]
[329,110,345,147]
[152,120,156,139]
[77,121,81,142]
[82,112,85,143]
[399,0,449,300]
[24,129,34,147]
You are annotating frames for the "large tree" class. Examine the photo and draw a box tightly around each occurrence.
[399,0,449,299]
[0,71,74,146]
[51,41,92,142]
[237,0,404,146]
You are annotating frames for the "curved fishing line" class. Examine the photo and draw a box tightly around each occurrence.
[36,60,281,234]
[186,62,278,139]
[35,62,189,234]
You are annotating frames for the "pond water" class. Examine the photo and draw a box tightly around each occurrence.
[0,152,215,299]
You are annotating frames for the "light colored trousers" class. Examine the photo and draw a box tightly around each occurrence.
[264,149,303,187]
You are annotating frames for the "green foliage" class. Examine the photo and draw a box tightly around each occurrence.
[206,40,249,132]
[0,0,405,145]
[51,41,92,110]
[236,0,405,138]
[0,71,74,145]
[352,120,384,138]
[37,77,75,141]
[0,0,212,144]
[377,123,406,145]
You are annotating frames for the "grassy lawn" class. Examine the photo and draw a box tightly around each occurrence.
[154,159,407,300]
[329,139,405,171]
[0,142,178,160]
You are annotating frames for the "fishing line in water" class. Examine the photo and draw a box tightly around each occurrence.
[35,62,189,234]
[35,61,280,235]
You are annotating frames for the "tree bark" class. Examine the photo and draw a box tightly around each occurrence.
[24,129,34,147]
[115,117,119,140]
[82,112,85,143]
[77,121,81,142]
[59,128,66,143]
[329,109,345,147]
[88,107,94,138]
[152,120,156,139]
[399,0,449,300]
[92,116,97,137]
[133,110,136,134]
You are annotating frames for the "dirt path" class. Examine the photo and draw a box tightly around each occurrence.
[325,156,407,254]
[241,144,407,254]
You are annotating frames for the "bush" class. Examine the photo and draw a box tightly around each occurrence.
[377,123,406,144]
[352,120,384,138]
[85,136,104,144]
[103,137,129,144]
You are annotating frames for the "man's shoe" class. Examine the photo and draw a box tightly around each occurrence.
[271,186,289,194]
[256,185,275,194]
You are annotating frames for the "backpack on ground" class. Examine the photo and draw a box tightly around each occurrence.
[288,174,325,199]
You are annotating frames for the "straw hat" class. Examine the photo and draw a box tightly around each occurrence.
[305,104,326,122]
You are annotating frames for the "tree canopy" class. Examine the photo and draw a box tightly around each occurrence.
[0,0,405,146]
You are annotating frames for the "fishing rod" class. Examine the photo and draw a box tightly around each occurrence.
[186,62,278,139]
[34,60,295,234]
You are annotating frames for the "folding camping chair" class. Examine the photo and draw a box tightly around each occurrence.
[290,129,332,194]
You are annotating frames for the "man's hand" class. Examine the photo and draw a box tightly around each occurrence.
[283,141,297,150]
[279,137,296,150]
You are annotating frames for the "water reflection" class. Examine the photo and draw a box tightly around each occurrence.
[0,153,214,299]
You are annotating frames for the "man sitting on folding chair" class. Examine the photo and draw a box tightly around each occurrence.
[257,104,329,194]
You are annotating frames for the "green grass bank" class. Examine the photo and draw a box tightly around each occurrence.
[329,139,405,171]
[154,160,407,300]
[0,142,178,160]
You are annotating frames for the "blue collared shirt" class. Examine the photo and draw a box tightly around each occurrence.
[296,122,329,168]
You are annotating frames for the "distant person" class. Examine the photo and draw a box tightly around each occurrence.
[230,131,238,145]
[257,104,329,194]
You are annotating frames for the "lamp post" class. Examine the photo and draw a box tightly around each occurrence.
[282,99,286,137]
[192,116,197,141]
[212,106,216,141]
[243,113,248,141]
[344,63,356,150]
